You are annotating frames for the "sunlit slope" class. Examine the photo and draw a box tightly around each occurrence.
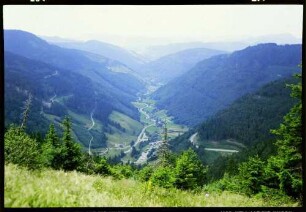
[5,164,299,207]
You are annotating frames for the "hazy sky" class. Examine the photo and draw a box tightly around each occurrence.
[3,5,303,48]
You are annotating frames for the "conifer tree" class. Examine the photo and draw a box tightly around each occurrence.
[61,116,82,171]
[43,123,63,169]
[238,155,265,196]
[266,71,302,200]
[45,123,60,147]
[174,148,207,190]
[157,120,171,167]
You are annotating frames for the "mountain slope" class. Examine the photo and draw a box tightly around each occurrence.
[4,51,110,147]
[4,30,145,120]
[140,47,226,82]
[52,40,146,73]
[4,30,147,150]
[169,76,298,164]
[197,77,298,147]
[152,43,302,126]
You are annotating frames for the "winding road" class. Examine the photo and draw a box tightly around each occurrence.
[124,102,153,154]
[124,123,154,154]
[204,148,239,153]
[50,94,57,103]
[87,103,96,155]
[139,103,150,120]
[41,71,59,114]
[189,132,199,148]
[44,70,58,79]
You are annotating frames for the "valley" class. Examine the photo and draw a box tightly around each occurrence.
[95,82,189,164]
[4,31,301,168]
[3,6,303,208]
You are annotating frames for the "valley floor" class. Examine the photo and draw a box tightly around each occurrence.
[4,164,299,207]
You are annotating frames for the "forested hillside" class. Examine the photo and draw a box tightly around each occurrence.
[197,77,298,147]
[4,30,146,149]
[152,43,302,125]
[169,76,298,164]
[4,51,108,147]
[4,30,145,100]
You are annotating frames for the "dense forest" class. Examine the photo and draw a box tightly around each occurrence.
[170,76,298,165]
[152,43,301,125]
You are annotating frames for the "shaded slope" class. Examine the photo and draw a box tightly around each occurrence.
[4,51,109,147]
[170,77,298,165]
[152,43,302,126]
[4,30,145,120]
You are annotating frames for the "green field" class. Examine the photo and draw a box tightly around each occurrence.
[43,113,62,125]
[54,94,73,104]
[142,98,156,105]
[132,101,147,108]
[5,164,299,207]
[146,125,160,135]
[102,111,143,157]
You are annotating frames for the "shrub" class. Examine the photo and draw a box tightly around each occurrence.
[95,157,112,176]
[76,153,96,175]
[5,126,42,170]
[255,186,297,206]
[174,148,207,190]
[111,164,134,179]
[137,165,154,182]
[150,166,176,189]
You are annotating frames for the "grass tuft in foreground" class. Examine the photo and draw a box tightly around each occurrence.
[5,164,299,207]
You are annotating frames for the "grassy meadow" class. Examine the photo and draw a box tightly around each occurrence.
[5,163,299,207]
